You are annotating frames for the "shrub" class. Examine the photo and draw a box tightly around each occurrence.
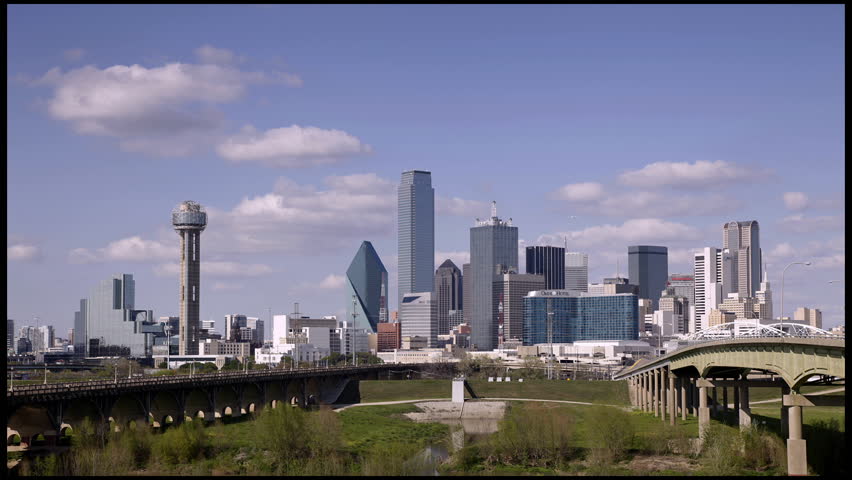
[585,406,635,465]
[153,419,209,465]
[487,403,573,468]
[362,442,433,476]
[739,425,785,473]
[699,423,744,475]
[306,407,343,458]
[255,404,311,461]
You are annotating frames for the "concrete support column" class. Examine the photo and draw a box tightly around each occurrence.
[722,386,728,419]
[680,378,687,421]
[733,383,740,414]
[668,374,676,425]
[698,383,710,439]
[642,374,648,412]
[781,385,791,438]
[660,369,667,422]
[652,370,659,417]
[711,387,719,416]
[738,384,751,429]
[787,404,807,476]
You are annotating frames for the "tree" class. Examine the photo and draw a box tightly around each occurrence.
[157,361,167,369]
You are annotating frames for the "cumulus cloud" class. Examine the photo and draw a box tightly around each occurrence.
[552,182,605,202]
[763,237,845,271]
[195,45,242,65]
[538,218,702,250]
[318,274,346,289]
[617,160,767,189]
[31,52,301,156]
[63,48,86,62]
[558,189,741,218]
[69,236,176,263]
[436,197,488,217]
[216,125,372,167]
[153,261,273,277]
[778,214,845,233]
[8,244,42,262]
[783,192,809,211]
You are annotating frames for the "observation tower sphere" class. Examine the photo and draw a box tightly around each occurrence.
[172,200,207,231]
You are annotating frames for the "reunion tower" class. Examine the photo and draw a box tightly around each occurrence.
[172,201,207,355]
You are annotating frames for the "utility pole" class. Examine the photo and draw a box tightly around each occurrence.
[547,298,554,380]
[352,295,359,367]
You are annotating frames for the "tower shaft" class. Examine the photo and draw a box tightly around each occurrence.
[178,228,202,355]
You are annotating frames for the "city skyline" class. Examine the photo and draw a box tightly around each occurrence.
[7,5,845,333]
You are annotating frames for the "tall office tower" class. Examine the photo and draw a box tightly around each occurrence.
[172,201,207,356]
[224,314,247,341]
[346,241,389,333]
[628,246,668,309]
[39,326,54,352]
[398,170,435,309]
[658,293,689,333]
[493,268,545,346]
[73,299,88,355]
[68,328,74,345]
[637,298,654,334]
[794,307,822,329]
[470,201,518,350]
[755,271,773,321]
[564,252,589,292]
[434,259,463,336]
[665,274,694,329]
[693,247,732,332]
[85,273,157,357]
[7,319,14,352]
[525,246,565,290]
[723,220,762,297]
[523,290,639,345]
[400,292,438,347]
[462,263,471,324]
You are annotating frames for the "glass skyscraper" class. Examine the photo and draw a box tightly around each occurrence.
[434,259,463,336]
[628,245,668,309]
[346,241,389,333]
[470,202,518,351]
[397,170,435,310]
[523,290,638,345]
[525,246,565,290]
[82,273,160,357]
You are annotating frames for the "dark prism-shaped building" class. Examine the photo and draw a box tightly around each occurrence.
[346,241,388,333]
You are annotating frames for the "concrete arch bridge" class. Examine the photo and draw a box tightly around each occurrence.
[613,337,845,475]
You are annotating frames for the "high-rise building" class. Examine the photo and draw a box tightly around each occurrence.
[717,293,758,320]
[665,274,695,331]
[637,298,654,334]
[462,263,471,324]
[377,322,402,351]
[794,307,822,329]
[755,271,773,321]
[564,252,589,292]
[525,246,565,290]
[588,280,639,296]
[723,220,762,297]
[7,319,14,352]
[493,268,545,346]
[398,170,435,309]
[84,274,158,357]
[434,259,463,336]
[73,299,88,355]
[693,247,735,332]
[400,292,438,347]
[470,201,518,351]
[172,201,207,356]
[628,246,668,308]
[523,290,638,345]
[224,314,247,341]
[346,241,389,333]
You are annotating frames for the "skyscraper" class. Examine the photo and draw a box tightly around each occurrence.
[755,270,773,321]
[564,252,589,292]
[666,274,694,330]
[346,241,389,333]
[172,201,207,356]
[84,274,157,357]
[693,247,734,332]
[628,246,668,308]
[462,263,471,324]
[73,299,87,355]
[525,246,565,290]
[7,319,14,352]
[434,259,463,336]
[398,170,435,309]
[470,201,518,351]
[400,292,438,347]
[493,268,545,346]
[723,220,762,297]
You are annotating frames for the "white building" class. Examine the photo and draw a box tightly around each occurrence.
[400,291,438,348]
[649,310,684,337]
[377,348,455,364]
[335,320,371,356]
[520,340,652,364]
[693,247,735,332]
[564,252,589,292]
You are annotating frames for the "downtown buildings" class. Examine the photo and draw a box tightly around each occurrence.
[523,290,638,345]
[397,170,435,309]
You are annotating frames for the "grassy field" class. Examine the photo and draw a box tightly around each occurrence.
[359,379,629,405]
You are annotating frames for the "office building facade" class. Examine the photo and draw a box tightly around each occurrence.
[400,292,438,348]
[462,263,471,324]
[7,319,14,352]
[80,274,160,357]
[564,252,589,292]
[377,322,402,351]
[434,259,463,336]
[494,269,546,346]
[346,241,389,333]
[723,220,762,297]
[794,307,822,329]
[628,245,668,308]
[470,202,518,350]
[523,290,638,345]
[525,246,565,290]
[398,170,435,309]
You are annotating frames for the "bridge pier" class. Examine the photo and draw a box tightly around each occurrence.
[668,374,676,425]
[711,386,719,417]
[722,385,728,418]
[780,385,790,439]
[786,403,807,476]
[698,382,710,439]
[680,378,687,420]
[643,372,650,412]
[738,384,751,429]
[652,371,658,416]
[659,369,667,422]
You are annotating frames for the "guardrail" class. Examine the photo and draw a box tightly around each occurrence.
[7,363,426,398]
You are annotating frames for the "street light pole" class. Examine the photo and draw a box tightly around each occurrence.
[781,261,812,331]
[351,295,359,367]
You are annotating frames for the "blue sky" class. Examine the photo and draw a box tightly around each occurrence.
[7,4,845,336]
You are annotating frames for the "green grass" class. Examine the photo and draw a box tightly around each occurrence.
[359,379,629,405]
[337,404,449,456]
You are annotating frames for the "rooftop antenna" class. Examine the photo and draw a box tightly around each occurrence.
[491,200,497,219]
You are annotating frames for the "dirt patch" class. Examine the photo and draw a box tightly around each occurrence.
[627,454,699,472]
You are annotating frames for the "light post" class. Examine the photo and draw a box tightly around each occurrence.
[10,367,13,392]
[780,261,811,331]
[44,362,47,385]
[351,295,359,367]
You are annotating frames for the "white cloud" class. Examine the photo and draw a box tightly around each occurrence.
[211,282,244,291]
[783,192,809,211]
[216,125,372,167]
[767,242,796,259]
[763,237,845,271]
[63,48,86,62]
[539,218,702,250]
[32,52,301,156]
[69,236,176,263]
[552,182,604,202]
[318,274,346,289]
[8,244,42,262]
[194,45,241,65]
[778,214,845,233]
[153,261,273,277]
[435,251,470,269]
[436,197,488,217]
[618,160,766,189]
